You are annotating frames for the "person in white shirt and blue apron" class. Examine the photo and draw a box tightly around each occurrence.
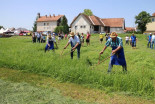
[64,32,81,59]
[45,34,58,52]
[100,32,127,72]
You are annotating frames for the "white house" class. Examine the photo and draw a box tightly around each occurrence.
[37,13,64,32]
[70,13,125,34]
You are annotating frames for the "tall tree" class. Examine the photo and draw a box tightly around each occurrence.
[32,16,38,32]
[0,26,3,29]
[135,11,151,33]
[54,16,69,34]
[60,16,69,34]
[83,9,93,16]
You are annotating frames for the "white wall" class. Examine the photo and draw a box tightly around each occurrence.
[71,15,91,34]
[37,21,57,32]
[110,27,124,33]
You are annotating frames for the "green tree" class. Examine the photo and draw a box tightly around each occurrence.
[83,9,93,16]
[32,16,38,32]
[135,11,151,33]
[60,16,69,34]
[54,16,69,34]
[54,26,63,33]
[0,26,4,29]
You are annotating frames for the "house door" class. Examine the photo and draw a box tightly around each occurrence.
[104,26,110,33]
[94,26,99,33]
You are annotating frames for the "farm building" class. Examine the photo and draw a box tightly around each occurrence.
[36,13,64,32]
[70,13,125,34]
[145,12,155,33]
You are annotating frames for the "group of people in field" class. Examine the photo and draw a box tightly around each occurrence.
[31,31,154,73]
[125,33,137,48]
[147,33,155,49]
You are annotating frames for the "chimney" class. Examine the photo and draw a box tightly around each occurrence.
[50,14,51,17]
[53,14,55,17]
[45,15,47,18]
[37,13,40,18]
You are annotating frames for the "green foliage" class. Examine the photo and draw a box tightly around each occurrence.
[0,26,3,29]
[54,26,63,33]
[0,79,95,104]
[55,16,69,34]
[32,16,38,32]
[135,11,151,33]
[83,9,93,16]
[0,34,155,99]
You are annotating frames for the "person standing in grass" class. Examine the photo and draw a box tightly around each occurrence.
[99,32,127,72]
[81,33,85,46]
[37,32,41,43]
[99,33,104,44]
[125,35,129,45]
[64,32,81,59]
[32,32,36,43]
[148,33,152,48]
[45,34,58,52]
[86,32,91,46]
[151,33,155,49]
[130,33,137,48]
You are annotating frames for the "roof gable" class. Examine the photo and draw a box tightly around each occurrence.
[101,18,124,27]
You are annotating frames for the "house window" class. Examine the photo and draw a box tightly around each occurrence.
[75,26,77,29]
[83,25,86,28]
[44,27,46,29]
[152,18,154,22]
[90,26,91,28]
[47,23,49,26]
[44,23,46,26]
[80,26,83,28]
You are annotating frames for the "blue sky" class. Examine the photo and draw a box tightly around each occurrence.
[0,0,155,30]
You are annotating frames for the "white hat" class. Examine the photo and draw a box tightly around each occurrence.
[150,33,152,35]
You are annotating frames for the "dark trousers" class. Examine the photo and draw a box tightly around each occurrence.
[37,38,40,43]
[147,41,151,48]
[71,44,81,59]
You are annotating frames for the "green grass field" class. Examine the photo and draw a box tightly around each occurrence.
[0,34,155,103]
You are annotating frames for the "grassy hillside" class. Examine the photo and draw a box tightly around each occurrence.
[0,34,155,99]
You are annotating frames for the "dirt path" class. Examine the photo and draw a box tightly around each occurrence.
[0,68,154,104]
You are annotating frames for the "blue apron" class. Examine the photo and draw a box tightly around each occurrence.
[45,40,54,50]
[111,46,126,66]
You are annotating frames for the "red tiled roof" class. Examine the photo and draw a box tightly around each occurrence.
[70,13,93,27]
[37,15,64,22]
[101,18,124,27]
[89,15,104,26]
[125,27,135,31]
[70,13,104,27]
[152,13,155,16]
[70,13,124,28]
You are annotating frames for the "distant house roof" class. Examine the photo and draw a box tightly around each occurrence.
[37,15,64,22]
[124,27,135,32]
[70,13,104,27]
[70,13,124,28]
[101,18,124,27]
[152,12,155,17]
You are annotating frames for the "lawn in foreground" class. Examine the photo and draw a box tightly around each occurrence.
[0,34,155,99]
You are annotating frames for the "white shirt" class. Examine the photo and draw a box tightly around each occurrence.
[152,35,155,41]
[68,35,80,46]
[125,36,129,40]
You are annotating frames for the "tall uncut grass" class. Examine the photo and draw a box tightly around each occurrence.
[0,34,155,98]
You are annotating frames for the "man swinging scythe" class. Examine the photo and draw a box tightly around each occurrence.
[99,32,127,72]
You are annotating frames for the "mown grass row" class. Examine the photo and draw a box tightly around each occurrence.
[0,79,96,104]
[0,34,155,99]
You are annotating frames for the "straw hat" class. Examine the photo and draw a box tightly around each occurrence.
[70,32,75,36]
[110,32,118,38]
[48,35,52,39]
